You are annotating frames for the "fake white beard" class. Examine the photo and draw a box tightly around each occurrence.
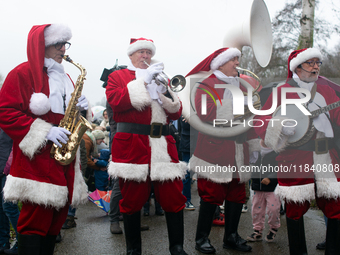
[44,58,74,114]
[293,73,333,137]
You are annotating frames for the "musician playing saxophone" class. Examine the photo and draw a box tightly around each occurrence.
[0,24,90,253]
[105,38,187,255]
[254,48,340,254]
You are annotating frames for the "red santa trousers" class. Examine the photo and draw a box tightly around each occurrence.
[197,178,246,205]
[119,177,186,214]
[17,202,69,236]
[285,197,340,220]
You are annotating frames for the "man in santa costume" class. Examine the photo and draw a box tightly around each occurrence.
[187,47,260,253]
[255,48,340,255]
[105,38,188,255]
[0,24,89,254]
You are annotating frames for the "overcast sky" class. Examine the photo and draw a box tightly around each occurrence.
[1,0,288,105]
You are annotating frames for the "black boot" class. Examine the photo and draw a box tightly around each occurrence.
[40,235,57,255]
[286,216,308,255]
[223,201,252,252]
[165,210,188,255]
[195,200,217,254]
[325,218,340,255]
[123,212,142,255]
[17,234,42,255]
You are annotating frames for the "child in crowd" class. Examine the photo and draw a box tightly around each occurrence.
[247,139,281,242]
[93,148,110,191]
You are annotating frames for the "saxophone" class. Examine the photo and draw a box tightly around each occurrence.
[50,55,93,165]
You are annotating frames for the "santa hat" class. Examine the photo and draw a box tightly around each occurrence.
[44,24,72,47]
[27,24,72,116]
[287,48,322,79]
[186,47,241,77]
[127,38,156,57]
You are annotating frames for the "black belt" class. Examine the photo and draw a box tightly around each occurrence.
[116,122,170,138]
[293,138,334,154]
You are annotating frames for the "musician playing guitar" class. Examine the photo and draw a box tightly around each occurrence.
[255,48,340,255]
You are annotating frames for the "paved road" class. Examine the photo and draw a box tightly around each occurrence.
[54,182,327,255]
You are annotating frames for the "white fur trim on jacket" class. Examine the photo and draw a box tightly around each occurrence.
[275,183,315,203]
[190,155,233,183]
[248,138,261,154]
[159,89,181,114]
[71,150,89,207]
[149,135,187,181]
[108,98,185,182]
[313,132,340,200]
[29,93,51,116]
[264,116,289,153]
[3,175,68,209]
[189,144,251,184]
[127,78,152,111]
[150,161,187,181]
[148,101,185,181]
[290,48,322,73]
[44,24,72,47]
[108,162,149,182]
[216,98,233,120]
[235,143,251,182]
[19,118,53,160]
[275,132,340,202]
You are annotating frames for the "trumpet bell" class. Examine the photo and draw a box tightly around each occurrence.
[170,75,186,92]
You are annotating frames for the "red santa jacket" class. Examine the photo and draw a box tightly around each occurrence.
[189,73,260,184]
[105,68,187,182]
[255,80,340,203]
[0,25,88,209]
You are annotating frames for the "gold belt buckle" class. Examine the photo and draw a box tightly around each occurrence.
[150,123,163,138]
[315,138,329,155]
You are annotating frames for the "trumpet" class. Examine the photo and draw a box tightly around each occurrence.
[143,61,186,92]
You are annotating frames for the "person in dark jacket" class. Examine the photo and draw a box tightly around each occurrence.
[247,139,281,243]
[0,128,20,254]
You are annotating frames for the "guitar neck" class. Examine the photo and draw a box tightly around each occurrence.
[311,100,340,117]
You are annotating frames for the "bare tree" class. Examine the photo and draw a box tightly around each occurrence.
[0,74,3,89]
[298,0,316,49]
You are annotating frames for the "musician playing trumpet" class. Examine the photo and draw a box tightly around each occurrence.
[105,37,188,255]
[0,24,90,253]
[254,48,340,254]
[187,47,261,253]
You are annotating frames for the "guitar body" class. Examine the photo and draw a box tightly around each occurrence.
[272,104,316,147]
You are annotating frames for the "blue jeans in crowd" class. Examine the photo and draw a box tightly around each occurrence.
[182,152,191,203]
[68,206,76,217]
[0,175,20,245]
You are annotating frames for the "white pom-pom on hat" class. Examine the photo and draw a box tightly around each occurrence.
[44,24,72,47]
[29,93,51,116]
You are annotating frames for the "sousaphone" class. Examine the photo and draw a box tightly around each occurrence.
[178,0,273,137]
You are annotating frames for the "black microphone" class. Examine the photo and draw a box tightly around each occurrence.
[300,66,318,75]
